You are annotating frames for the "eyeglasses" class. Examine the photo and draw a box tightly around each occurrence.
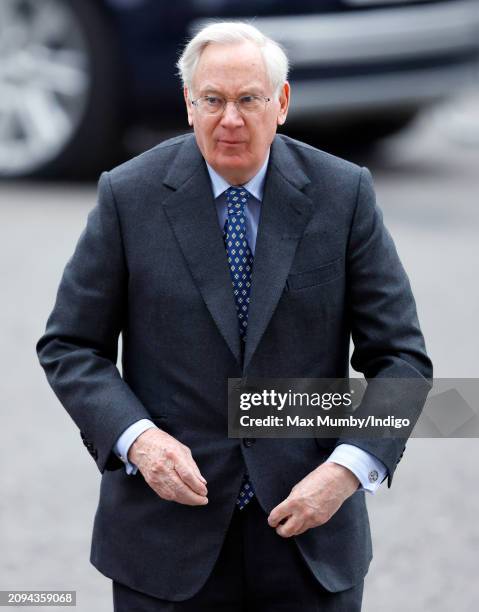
[190,94,272,116]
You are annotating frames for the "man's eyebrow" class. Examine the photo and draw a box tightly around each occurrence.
[198,87,223,96]
[197,85,266,96]
[238,88,264,96]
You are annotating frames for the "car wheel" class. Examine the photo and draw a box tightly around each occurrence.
[0,0,123,179]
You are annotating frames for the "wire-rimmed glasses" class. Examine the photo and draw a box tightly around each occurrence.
[190,94,272,116]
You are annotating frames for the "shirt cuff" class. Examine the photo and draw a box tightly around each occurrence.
[113,419,157,475]
[325,444,388,494]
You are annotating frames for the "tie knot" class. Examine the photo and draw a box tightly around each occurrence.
[225,187,250,217]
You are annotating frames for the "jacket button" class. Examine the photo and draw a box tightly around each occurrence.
[243,438,255,447]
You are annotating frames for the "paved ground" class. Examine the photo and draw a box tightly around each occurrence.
[1,88,478,611]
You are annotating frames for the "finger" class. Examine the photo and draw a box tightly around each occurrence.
[175,461,208,496]
[179,446,207,485]
[268,498,295,527]
[175,489,209,506]
[159,448,206,494]
[276,515,303,538]
[157,472,208,506]
[171,478,208,506]
[292,521,309,537]
[188,456,208,485]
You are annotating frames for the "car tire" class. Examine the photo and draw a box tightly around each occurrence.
[0,0,123,179]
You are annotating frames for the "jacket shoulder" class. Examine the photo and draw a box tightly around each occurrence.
[105,133,194,188]
[277,134,362,179]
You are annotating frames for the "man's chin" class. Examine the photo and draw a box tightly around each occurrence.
[212,152,250,171]
[218,155,247,166]
[215,147,247,161]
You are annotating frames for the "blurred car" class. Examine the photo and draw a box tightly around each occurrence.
[1,0,478,178]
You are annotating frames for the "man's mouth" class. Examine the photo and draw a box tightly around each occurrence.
[218,139,244,145]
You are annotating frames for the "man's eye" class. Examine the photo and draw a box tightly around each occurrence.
[240,96,255,105]
[205,96,222,106]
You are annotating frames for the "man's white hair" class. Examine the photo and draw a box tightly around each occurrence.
[177,21,289,99]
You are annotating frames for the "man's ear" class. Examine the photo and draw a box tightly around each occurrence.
[184,86,194,127]
[277,81,290,126]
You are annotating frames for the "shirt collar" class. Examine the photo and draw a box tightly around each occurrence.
[205,150,270,202]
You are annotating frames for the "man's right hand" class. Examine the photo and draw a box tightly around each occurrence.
[128,428,208,506]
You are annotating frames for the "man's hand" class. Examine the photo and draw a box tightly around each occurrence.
[267,462,359,538]
[128,428,208,506]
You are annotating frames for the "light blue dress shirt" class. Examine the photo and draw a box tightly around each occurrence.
[114,151,387,492]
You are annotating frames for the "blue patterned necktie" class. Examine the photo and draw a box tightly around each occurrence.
[223,186,255,510]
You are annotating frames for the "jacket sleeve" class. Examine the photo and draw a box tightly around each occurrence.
[336,166,433,487]
[36,172,151,473]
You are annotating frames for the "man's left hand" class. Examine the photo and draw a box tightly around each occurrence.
[267,462,360,538]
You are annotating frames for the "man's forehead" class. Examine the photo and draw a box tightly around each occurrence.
[194,41,266,74]
[199,39,262,62]
[191,42,271,96]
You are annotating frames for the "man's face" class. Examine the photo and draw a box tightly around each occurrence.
[184,41,290,185]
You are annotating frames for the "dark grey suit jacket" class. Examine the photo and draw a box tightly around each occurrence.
[37,133,432,601]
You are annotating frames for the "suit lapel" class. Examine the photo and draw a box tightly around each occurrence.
[162,136,242,364]
[160,134,314,371]
[243,136,313,372]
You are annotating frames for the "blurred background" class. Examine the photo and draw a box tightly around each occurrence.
[1,0,479,610]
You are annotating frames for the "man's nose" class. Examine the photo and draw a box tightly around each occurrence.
[220,101,245,127]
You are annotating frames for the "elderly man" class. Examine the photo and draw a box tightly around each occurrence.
[37,21,432,612]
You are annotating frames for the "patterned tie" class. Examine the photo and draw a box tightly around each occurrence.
[223,187,255,510]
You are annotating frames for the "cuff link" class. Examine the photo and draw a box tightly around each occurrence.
[368,470,379,483]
